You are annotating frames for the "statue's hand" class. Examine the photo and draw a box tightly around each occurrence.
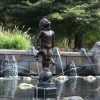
[37,46,40,50]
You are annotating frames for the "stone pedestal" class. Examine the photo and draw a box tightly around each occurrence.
[34,83,57,98]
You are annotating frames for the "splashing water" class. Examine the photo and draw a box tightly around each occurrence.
[28,46,38,56]
[53,47,64,75]
[10,55,18,77]
[69,61,78,76]
[0,65,39,77]
[53,47,68,99]
[83,75,96,83]
[54,75,68,83]
[80,48,97,75]
[18,66,37,75]
[1,55,18,77]
[85,55,96,75]
[69,61,78,91]
[30,46,40,75]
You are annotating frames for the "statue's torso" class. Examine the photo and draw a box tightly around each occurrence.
[39,30,54,48]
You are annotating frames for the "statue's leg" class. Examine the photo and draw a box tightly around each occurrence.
[47,48,56,65]
[40,49,48,68]
[42,48,51,68]
[38,49,52,83]
[45,48,52,67]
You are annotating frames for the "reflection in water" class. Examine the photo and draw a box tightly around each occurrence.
[57,83,64,100]
[69,61,78,92]
[35,87,38,100]
[70,77,78,92]
[3,77,18,99]
[0,77,99,100]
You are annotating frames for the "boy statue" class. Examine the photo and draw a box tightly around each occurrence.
[35,18,56,69]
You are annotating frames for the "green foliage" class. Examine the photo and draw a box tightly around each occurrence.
[0,0,100,50]
[84,31,100,49]
[0,26,32,49]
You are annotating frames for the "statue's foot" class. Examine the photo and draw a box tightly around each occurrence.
[52,62,57,66]
[34,55,39,61]
[39,68,52,83]
[50,60,57,66]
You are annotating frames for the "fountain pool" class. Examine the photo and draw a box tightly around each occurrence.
[0,18,99,99]
[0,76,100,100]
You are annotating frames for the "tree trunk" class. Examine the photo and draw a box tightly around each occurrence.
[74,32,83,50]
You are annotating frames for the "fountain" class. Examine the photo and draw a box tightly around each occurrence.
[53,47,64,75]
[69,61,78,76]
[80,48,96,76]
[1,55,18,77]
[34,18,57,98]
[0,19,99,100]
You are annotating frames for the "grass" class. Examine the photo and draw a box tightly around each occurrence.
[0,26,32,50]
[0,25,99,51]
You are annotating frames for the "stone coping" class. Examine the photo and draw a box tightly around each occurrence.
[60,51,92,56]
[0,49,93,56]
[0,49,28,55]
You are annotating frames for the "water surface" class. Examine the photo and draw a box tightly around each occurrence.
[0,76,99,100]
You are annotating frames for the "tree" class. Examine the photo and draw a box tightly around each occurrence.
[0,0,100,50]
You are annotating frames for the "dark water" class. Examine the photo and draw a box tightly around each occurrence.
[0,76,100,100]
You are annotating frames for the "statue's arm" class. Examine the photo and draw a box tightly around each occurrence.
[37,31,42,49]
[52,32,55,48]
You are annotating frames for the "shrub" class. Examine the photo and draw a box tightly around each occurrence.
[0,26,32,49]
[84,31,100,50]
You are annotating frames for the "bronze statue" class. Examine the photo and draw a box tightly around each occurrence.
[35,18,56,69]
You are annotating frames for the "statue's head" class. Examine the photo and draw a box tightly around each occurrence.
[39,18,51,29]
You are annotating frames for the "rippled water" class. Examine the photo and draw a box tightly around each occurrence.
[0,76,100,100]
